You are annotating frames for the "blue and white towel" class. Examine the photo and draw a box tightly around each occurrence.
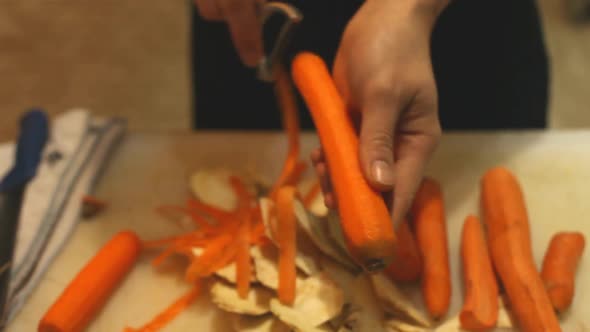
[0,109,126,322]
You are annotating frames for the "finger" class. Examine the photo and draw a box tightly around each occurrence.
[358,91,399,191]
[314,162,332,197]
[219,0,263,67]
[310,147,324,165]
[324,193,336,209]
[194,0,223,20]
[389,107,441,230]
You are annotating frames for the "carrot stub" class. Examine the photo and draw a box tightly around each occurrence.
[541,231,586,313]
[276,186,297,305]
[411,177,451,319]
[39,231,142,332]
[481,166,561,332]
[291,52,396,271]
[385,219,422,282]
[459,215,499,331]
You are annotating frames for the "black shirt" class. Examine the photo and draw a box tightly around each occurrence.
[191,0,549,131]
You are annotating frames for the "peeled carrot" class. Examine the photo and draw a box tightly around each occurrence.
[276,186,297,305]
[385,219,422,282]
[480,166,532,255]
[123,282,201,332]
[291,52,396,271]
[459,215,499,331]
[39,231,141,332]
[541,232,586,312]
[481,166,561,332]
[411,177,451,319]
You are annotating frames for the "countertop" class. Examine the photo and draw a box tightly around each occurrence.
[6,131,590,331]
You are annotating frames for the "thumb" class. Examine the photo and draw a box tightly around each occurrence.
[358,96,399,191]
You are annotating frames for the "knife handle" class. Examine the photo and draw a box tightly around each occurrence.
[0,109,49,192]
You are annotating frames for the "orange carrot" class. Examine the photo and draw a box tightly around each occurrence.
[270,67,301,197]
[385,219,422,282]
[276,186,297,305]
[411,177,451,319]
[123,282,201,332]
[481,166,561,332]
[302,180,321,209]
[541,231,586,312]
[459,215,499,331]
[236,211,253,298]
[291,52,396,271]
[39,231,141,332]
[480,166,532,255]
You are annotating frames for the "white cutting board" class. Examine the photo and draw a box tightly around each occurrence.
[6,131,590,332]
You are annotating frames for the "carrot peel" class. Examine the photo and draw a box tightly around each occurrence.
[276,186,297,305]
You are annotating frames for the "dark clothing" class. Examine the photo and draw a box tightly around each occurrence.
[190,0,550,131]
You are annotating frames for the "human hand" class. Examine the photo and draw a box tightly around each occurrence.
[312,0,448,229]
[194,0,265,66]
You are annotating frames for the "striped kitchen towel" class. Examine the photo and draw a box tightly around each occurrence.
[0,109,126,322]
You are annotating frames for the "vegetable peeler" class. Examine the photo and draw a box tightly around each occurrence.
[256,2,303,83]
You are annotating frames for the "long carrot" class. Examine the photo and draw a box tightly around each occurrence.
[39,231,141,332]
[123,282,201,332]
[411,177,451,319]
[481,166,561,332]
[291,52,397,272]
[480,166,532,255]
[385,219,422,282]
[541,232,586,312]
[459,215,499,331]
[276,186,297,305]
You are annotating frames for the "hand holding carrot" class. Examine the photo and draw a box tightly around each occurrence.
[311,0,448,228]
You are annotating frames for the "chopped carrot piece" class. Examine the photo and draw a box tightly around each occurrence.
[39,231,141,332]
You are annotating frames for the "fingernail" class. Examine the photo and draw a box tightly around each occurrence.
[372,160,394,186]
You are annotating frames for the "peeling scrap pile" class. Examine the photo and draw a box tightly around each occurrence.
[130,167,441,332]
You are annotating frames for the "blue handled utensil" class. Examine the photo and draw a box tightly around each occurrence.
[0,110,48,328]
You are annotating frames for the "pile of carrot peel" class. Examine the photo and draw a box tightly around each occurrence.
[122,68,318,332]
